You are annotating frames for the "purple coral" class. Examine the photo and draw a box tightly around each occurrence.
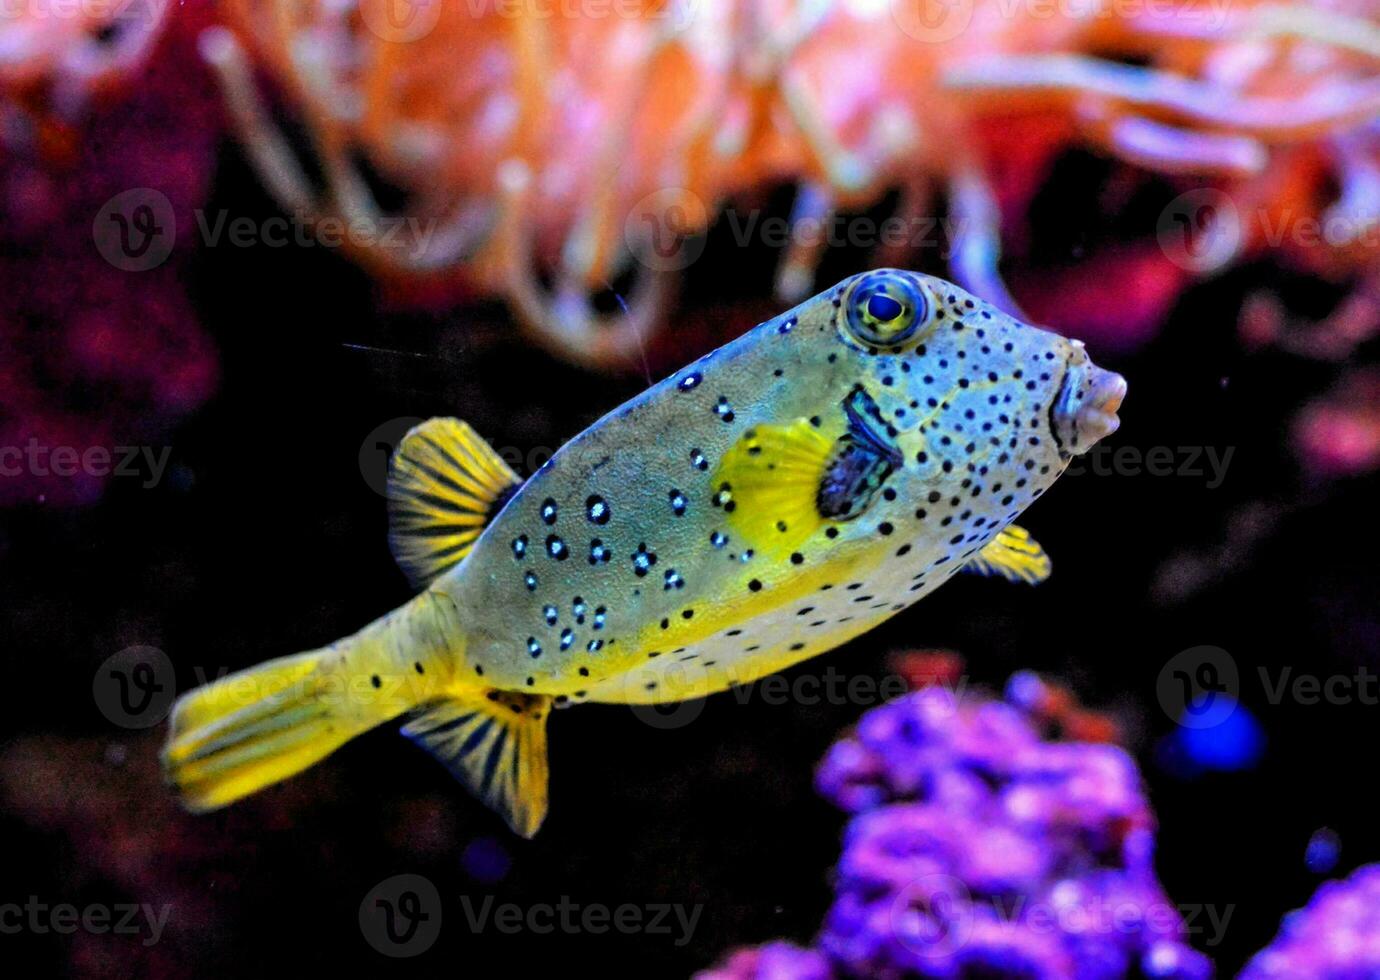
[696,941,835,980]
[1240,864,1380,979]
[699,679,1212,980]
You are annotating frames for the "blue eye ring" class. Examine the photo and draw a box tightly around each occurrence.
[843,272,930,348]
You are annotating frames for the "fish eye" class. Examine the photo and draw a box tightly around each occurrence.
[843,272,931,348]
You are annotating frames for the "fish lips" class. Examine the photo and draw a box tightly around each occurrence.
[1052,361,1127,456]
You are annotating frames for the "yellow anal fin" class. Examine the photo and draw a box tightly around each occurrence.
[964,524,1052,585]
[388,418,522,589]
[712,419,833,559]
[401,690,552,838]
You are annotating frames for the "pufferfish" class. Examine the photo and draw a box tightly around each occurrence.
[162,269,1126,836]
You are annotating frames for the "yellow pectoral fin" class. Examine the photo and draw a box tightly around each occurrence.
[388,418,523,589]
[711,418,833,560]
[400,690,552,838]
[963,524,1052,585]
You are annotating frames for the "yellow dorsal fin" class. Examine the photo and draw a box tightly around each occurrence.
[712,419,833,559]
[964,524,1052,585]
[400,691,552,838]
[388,418,522,588]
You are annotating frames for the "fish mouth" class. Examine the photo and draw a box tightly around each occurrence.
[1052,355,1127,456]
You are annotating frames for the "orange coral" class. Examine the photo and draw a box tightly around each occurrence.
[0,0,172,159]
[201,0,1380,367]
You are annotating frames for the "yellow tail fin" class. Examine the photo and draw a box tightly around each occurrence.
[161,591,556,837]
[161,624,419,812]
